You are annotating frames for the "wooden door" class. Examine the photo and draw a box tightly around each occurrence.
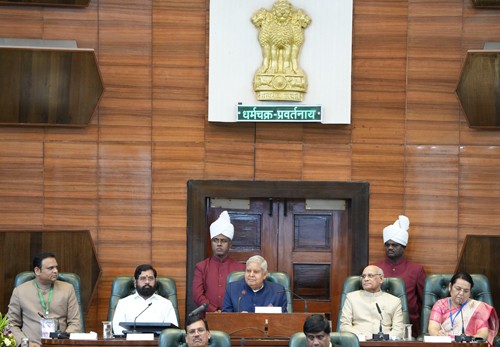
[186,180,369,328]
[207,197,349,320]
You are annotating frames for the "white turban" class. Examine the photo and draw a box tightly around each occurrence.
[383,215,409,246]
[210,211,234,240]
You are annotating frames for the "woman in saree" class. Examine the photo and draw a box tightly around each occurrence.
[428,272,499,344]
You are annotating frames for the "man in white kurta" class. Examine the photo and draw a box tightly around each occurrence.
[112,264,178,334]
[339,265,404,340]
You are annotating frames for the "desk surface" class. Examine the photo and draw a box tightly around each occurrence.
[42,339,157,346]
[43,338,488,347]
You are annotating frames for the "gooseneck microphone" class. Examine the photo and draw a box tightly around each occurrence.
[133,302,152,332]
[372,303,389,341]
[278,289,308,312]
[39,313,68,339]
[455,300,472,342]
[287,289,309,312]
[376,303,383,334]
[188,303,208,317]
[237,290,246,312]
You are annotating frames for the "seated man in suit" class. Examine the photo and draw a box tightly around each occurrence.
[7,251,82,347]
[185,315,211,347]
[339,265,404,340]
[303,314,341,347]
[112,264,178,334]
[222,255,287,312]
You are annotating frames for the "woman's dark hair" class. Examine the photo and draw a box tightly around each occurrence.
[450,272,474,288]
[303,314,330,334]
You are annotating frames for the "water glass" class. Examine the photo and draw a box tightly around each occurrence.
[403,324,413,341]
[102,321,113,339]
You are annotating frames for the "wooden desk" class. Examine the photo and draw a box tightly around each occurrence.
[43,338,157,347]
[361,342,487,347]
[42,337,488,347]
[206,312,313,338]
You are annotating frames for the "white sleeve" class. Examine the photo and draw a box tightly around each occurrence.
[112,299,126,334]
[162,299,179,327]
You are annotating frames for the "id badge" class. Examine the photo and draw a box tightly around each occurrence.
[41,318,56,338]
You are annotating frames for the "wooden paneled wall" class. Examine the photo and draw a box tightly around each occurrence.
[1,0,500,332]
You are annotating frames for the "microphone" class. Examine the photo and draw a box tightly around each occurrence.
[49,318,69,339]
[376,303,383,333]
[38,313,69,339]
[188,303,208,317]
[372,303,388,341]
[455,300,472,342]
[279,289,308,312]
[133,302,152,333]
[237,290,246,312]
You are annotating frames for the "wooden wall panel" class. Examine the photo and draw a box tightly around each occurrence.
[1,0,500,332]
[351,1,407,146]
[303,145,352,182]
[406,0,462,146]
[0,141,43,227]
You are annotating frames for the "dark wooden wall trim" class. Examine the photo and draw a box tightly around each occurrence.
[185,180,369,314]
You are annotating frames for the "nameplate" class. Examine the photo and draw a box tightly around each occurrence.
[254,306,282,313]
[69,332,98,340]
[126,333,154,341]
[423,336,452,343]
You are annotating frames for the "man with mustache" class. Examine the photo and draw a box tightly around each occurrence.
[373,215,426,337]
[7,252,82,347]
[192,211,245,313]
[112,264,178,334]
[185,315,211,347]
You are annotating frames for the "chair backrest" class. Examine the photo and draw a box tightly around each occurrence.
[289,332,360,347]
[336,275,410,330]
[14,271,85,332]
[107,276,179,323]
[420,274,493,336]
[158,328,231,347]
[227,271,293,312]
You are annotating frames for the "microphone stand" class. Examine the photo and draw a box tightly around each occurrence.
[284,290,308,312]
[372,303,389,341]
[454,301,472,343]
[133,303,152,333]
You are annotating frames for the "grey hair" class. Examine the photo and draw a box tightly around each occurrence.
[246,255,268,272]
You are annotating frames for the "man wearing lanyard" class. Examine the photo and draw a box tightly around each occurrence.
[7,252,82,347]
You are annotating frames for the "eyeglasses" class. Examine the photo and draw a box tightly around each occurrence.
[452,285,471,294]
[138,275,155,282]
[361,273,382,279]
[187,327,207,335]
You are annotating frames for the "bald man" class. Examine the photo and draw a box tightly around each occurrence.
[339,265,404,340]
